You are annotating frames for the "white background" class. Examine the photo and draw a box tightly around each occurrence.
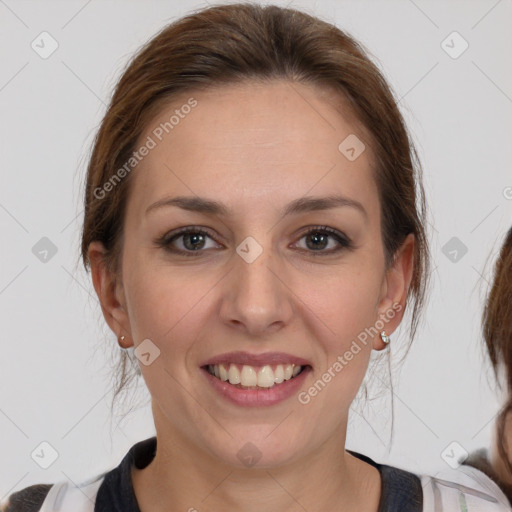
[1,0,512,500]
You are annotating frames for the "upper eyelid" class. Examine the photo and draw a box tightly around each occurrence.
[161,226,350,250]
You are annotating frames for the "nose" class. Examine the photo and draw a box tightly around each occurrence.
[219,240,294,336]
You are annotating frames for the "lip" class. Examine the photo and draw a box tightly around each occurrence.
[200,351,312,368]
[201,365,312,407]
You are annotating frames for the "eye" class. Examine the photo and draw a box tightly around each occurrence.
[155,225,352,257]
[156,227,222,256]
[293,226,352,255]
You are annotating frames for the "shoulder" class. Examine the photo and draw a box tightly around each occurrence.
[377,462,512,511]
[464,448,512,503]
[350,451,423,511]
[379,463,423,510]
[1,475,106,512]
[0,484,52,512]
[350,450,512,512]
[420,464,512,511]
[1,437,155,512]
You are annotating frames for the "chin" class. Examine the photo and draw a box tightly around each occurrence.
[207,433,300,470]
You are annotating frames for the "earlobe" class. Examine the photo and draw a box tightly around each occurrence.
[374,234,415,350]
[88,241,133,346]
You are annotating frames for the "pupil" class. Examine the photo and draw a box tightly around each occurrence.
[307,232,327,250]
[184,233,205,250]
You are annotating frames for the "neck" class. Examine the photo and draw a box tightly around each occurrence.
[132,409,381,512]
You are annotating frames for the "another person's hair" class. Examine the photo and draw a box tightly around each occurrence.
[79,2,430,410]
[484,227,512,473]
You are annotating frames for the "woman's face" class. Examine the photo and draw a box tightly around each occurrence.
[91,79,412,468]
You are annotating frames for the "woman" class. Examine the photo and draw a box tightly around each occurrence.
[464,227,512,504]
[1,3,508,511]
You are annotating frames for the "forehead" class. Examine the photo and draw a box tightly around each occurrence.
[127,79,378,218]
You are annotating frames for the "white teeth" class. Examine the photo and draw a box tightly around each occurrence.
[208,362,303,388]
[219,363,228,381]
[257,365,275,388]
[274,364,285,383]
[240,365,258,386]
[227,364,241,384]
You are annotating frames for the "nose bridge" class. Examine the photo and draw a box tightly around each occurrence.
[221,235,292,333]
[235,237,281,307]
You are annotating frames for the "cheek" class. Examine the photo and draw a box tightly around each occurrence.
[298,264,383,392]
[302,301,378,415]
[122,267,212,406]
[123,255,218,360]
[124,249,384,349]
[302,264,382,340]
[126,274,201,341]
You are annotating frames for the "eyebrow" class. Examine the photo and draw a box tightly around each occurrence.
[145,194,367,219]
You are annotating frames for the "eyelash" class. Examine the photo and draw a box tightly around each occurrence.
[155,225,353,257]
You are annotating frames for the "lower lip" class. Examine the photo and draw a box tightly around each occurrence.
[201,367,311,407]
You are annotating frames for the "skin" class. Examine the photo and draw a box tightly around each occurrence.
[89,79,414,512]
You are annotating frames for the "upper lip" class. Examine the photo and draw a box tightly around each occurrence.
[201,351,312,368]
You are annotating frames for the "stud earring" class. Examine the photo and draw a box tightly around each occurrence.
[380,331,390,345]
[125,346,142,377]
[117,335,141,376]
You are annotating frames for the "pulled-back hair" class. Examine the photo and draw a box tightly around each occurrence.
[80,2,430,409]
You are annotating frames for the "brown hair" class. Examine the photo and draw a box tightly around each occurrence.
[484,227,512,473]
[80,2,430,411]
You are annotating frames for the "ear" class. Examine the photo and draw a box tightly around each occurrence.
[373,234,415,350]
[88,241,133,347]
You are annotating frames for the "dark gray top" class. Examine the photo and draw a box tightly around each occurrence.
[3,437,423,512]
